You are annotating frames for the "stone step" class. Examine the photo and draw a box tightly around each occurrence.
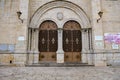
[26,63,94,67]
[0,64,17,67]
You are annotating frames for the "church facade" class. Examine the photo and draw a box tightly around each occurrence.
[0,0,120,66]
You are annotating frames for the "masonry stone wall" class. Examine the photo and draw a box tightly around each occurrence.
[0,0,120,66]
[29,0,91,18]
[93,0,120,66]
[0,0,28,65]
[102,0,120,66]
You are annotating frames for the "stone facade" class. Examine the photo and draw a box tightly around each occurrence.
[0,0,120,66]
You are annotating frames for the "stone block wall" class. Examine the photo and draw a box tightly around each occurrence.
[0,0,29,65]
[0,0,120,66]
[102,0,120,66]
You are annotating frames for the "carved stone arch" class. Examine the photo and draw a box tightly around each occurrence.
[28,1,93,64]
[29,1,91,29]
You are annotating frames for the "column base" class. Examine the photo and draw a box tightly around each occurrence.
[57,53,64,63]
[56,50,64,63]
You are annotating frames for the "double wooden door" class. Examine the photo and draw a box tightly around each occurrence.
[39,20,82,63]
[39,21,57,62]
[63,21,82,62]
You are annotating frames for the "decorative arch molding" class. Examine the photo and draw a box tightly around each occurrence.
[27,1,93,65]
[29,1,91,29]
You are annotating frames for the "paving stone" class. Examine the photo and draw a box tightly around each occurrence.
[0,67,120,80]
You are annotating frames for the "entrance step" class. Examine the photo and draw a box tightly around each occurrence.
[0,64,17,67]
[26,63,94,67]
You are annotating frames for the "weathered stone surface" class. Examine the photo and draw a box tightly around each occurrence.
[0,0,120,66]
[0,67,120,80]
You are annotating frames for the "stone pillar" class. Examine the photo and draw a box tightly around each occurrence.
[56,29,64,63]
[81,29,88,63]
[33,29,39,64]
[28,29,34,64]
[35,29,39,52]
[26,28,31,64]
[28,29,39,64]
[87,29,94,65]
[91,0,106,66]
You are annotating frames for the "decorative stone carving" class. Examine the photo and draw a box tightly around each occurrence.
[57,12,63,20]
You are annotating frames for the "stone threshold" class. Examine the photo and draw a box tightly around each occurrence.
[25,62,94,67]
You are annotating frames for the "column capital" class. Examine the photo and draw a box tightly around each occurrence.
[57,28,63,30]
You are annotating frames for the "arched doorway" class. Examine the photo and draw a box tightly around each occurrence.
[28,1,92,64]
[38,20,58,62]
[63,20,82,62]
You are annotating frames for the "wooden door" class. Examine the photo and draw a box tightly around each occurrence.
[38,20,57,62]
[63,20,82,62]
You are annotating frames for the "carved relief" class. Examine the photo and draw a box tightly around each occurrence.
[57,12,63,20]
[76,38,79,44]
[42,38,45,44]
[65,38,69,44]
[51,38,55,44]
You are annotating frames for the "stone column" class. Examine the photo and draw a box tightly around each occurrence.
[33,29,39,64]
[32,29,37,64]
[87,29,94,65]
[56,29,64,63]
[81,29,88,63]
[26,28,31,64]
[91,0,106,66]
[28,29,34,64]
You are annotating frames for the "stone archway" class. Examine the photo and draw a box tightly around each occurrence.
[29,1,91,28]
[28,1,92,64]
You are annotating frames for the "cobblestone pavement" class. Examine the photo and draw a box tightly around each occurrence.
[0,67,120,80]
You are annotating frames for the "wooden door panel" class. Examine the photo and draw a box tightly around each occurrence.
[39,21,57,62]
[39,52,48,61]
[63,30,72,52]
[63,21,82,63]
[72,52,81,62]
[64,52,73,62]
[47,52,56,61]
[39,52,56,61]
[39,30,48,52]
[73,30,82,52]
[49,30,57,52]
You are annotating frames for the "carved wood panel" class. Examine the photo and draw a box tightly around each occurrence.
[38,20,57,62]
[63,30,72,52]
[63,30,82,52]
[49,30,58,52]
[73,30,82,52]
[39,30,48,52]
[63,20,82,62]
